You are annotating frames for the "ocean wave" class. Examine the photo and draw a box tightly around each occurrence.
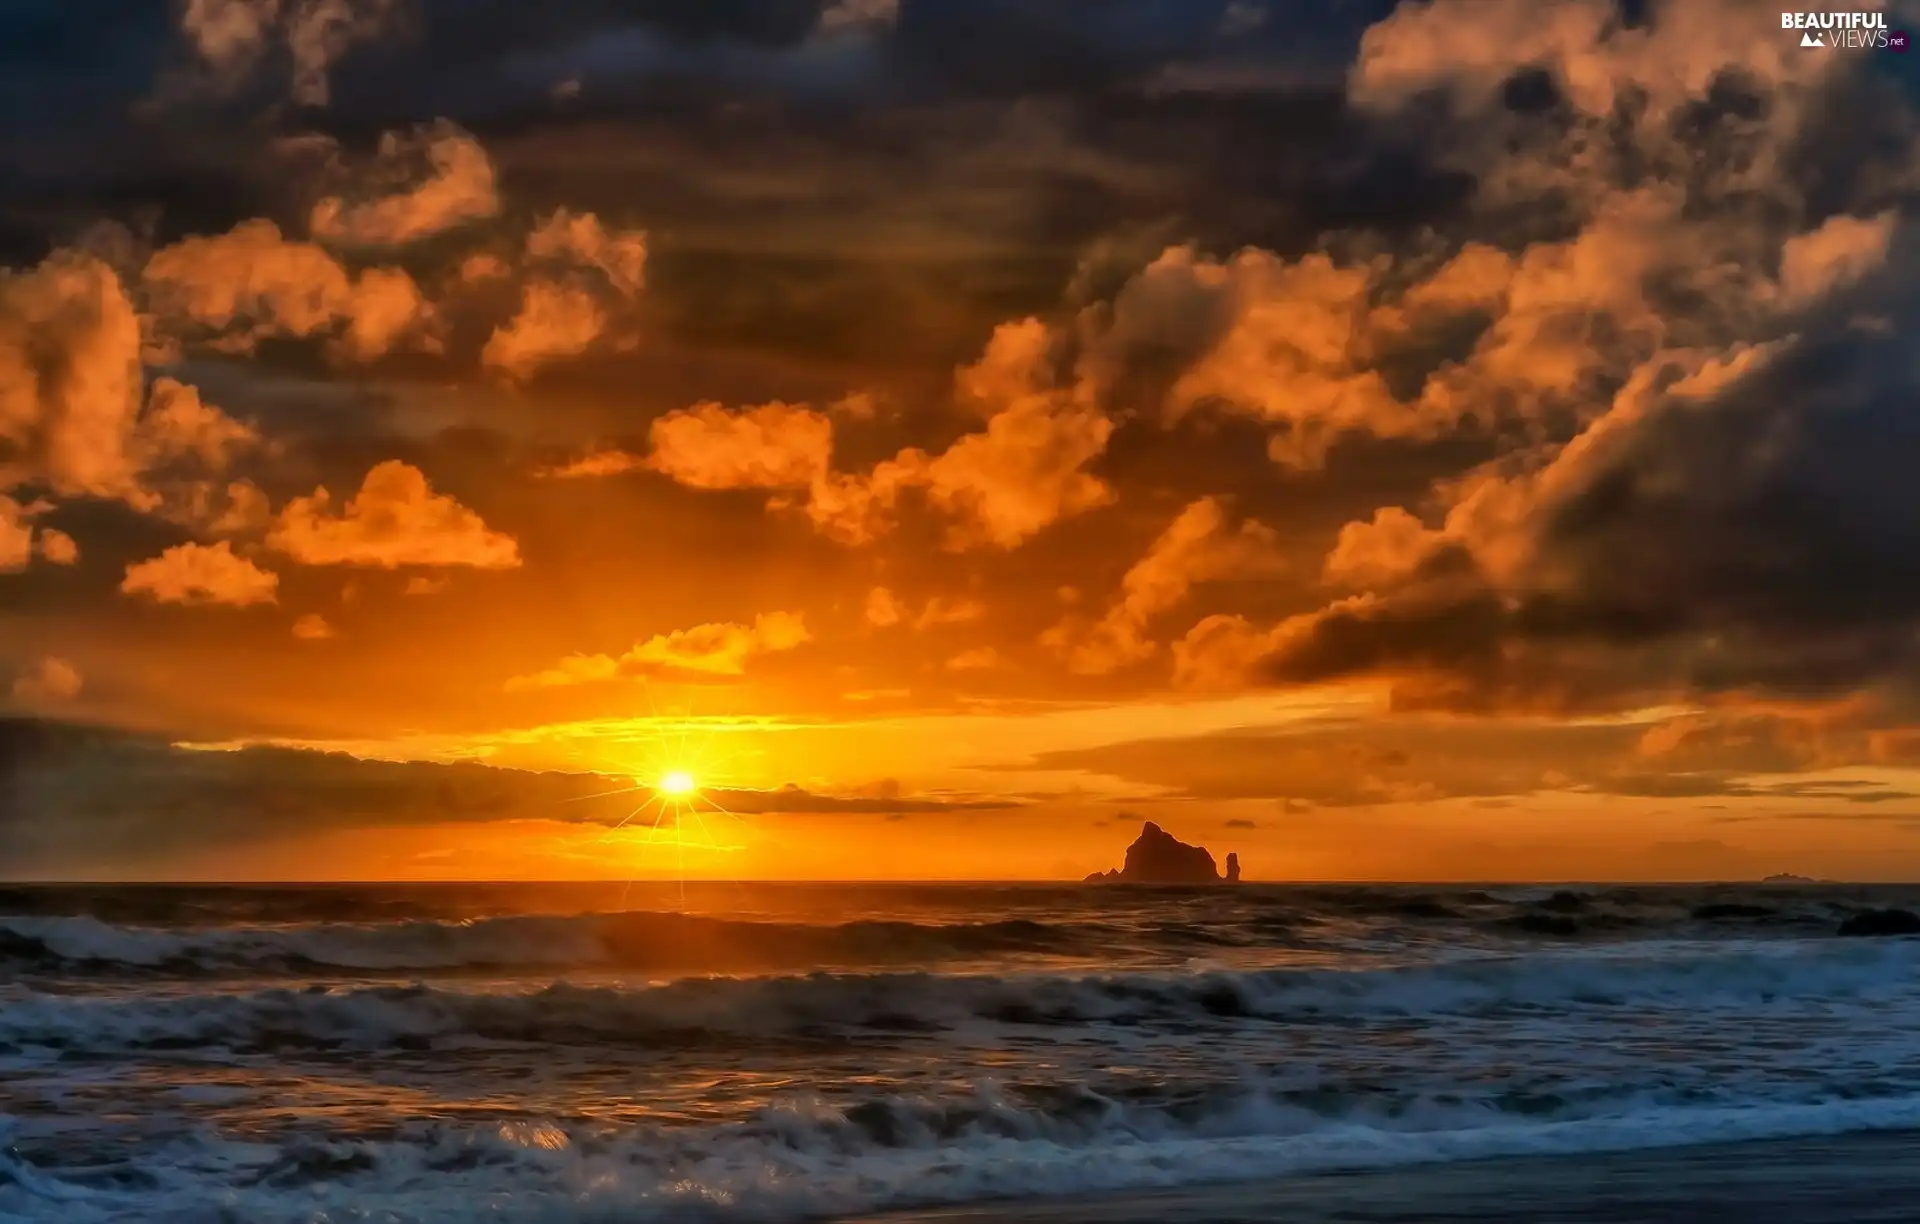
[4,939,1917,1056]
[10,1086,1920,1223]
[0,910,1131,978]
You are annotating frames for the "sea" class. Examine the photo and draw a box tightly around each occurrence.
[3,880,1920,1223]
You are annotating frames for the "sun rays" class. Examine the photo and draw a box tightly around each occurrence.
[557,681,769,871]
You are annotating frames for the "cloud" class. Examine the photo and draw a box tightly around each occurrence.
[136,378,259,472]
[1778,212,1898,309]
[309,123,500,248]
[0,498,32,572]
[865,588,985,631]
[0,719,1025,872]
[1112,246,1412,469]
[475,209,648,379]
[10,658,82,703]
[913,319,1116,549]
[36,529,78,567]
[481,280,607,380]
[525,209,649,298]
[0,497,78,573]
[292,612,336,640]
[120,541,281,607]
[0,248,260,525]
[1348,0,1819,121]
[0,253,148,504]
[865,585,905,628]
[269,460,522,570]
[504,611,811,690]
[946,646,1001,672]
[645,401,833,489]
[143,220,431,361]
[1013,706,1902,810]
[916,596,986,629]
[819,0,900,35]
[178,0,400,106]
[403,574,449,596]
[1047,497,1286,674]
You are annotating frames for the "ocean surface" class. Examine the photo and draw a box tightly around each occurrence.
[2,880,1919,1222]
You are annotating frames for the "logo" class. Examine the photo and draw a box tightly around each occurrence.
[1782,11,1896,48]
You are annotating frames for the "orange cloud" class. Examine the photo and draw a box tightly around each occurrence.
[646,401,833,490]
[37,528,78,566]
[1171,612,1298,691]
[504,611,811,690]
[917,597,986,629]
[914,394,1114,550]
[268,460,522,569]
[864,588,986,631]
[121,540,280,607]
[624,322,1115,551]
[1048,497,1286,674]
[1350,0,1813,121]
[404,574,450,596]
[10,656,82,702]
[481,280,606,380]
[137,377,258,471]
[0,253,148,503]
[0,496,34,572]
[538,450,647,480]
[525,209,649,298]
[819,0,900,34]
[1323,507,1449,591]
[945,646,1002,672]
[309,123,500,247]
[1777,211,1897,309]
[179,0,398,106]
[292,612,336,640]
[865,586,905,628]
[143,220,430,360]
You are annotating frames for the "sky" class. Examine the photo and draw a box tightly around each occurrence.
[3,0,1920,882]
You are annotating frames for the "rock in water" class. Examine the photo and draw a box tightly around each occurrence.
[1837,908,1920,937]
[1086,821,1239,884]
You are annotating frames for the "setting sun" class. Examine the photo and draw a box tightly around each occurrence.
[658,770,697,796]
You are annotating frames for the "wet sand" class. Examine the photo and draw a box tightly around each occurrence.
[859,1130,1920,1223]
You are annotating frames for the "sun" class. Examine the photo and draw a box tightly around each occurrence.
[658,769,697,796]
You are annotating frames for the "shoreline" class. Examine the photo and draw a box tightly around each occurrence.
[853,1129,1920,1223]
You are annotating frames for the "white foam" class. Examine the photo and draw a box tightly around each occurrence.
[9,1093,1920,1223]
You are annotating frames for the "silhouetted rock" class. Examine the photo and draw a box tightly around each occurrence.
[1086,821,1238,884]
[1837,908,1920,937]
[1762,873,1817,884]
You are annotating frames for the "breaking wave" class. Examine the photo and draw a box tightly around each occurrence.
[9,1085,1920,1223]
[5,938,1917,1055]
[0,911,1120,978]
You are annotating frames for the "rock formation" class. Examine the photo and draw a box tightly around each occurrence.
[1084,821,1240,884]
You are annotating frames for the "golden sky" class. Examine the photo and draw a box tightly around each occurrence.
[4,0,1920,881]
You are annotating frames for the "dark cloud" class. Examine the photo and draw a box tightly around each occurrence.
[0,718,1019,873]
[1016,710,1920,809]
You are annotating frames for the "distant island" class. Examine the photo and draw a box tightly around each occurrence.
[1761,873,1818,884]
[1085,821,1240,884]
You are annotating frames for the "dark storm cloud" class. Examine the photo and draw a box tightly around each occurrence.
[1251,289,1920,712]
